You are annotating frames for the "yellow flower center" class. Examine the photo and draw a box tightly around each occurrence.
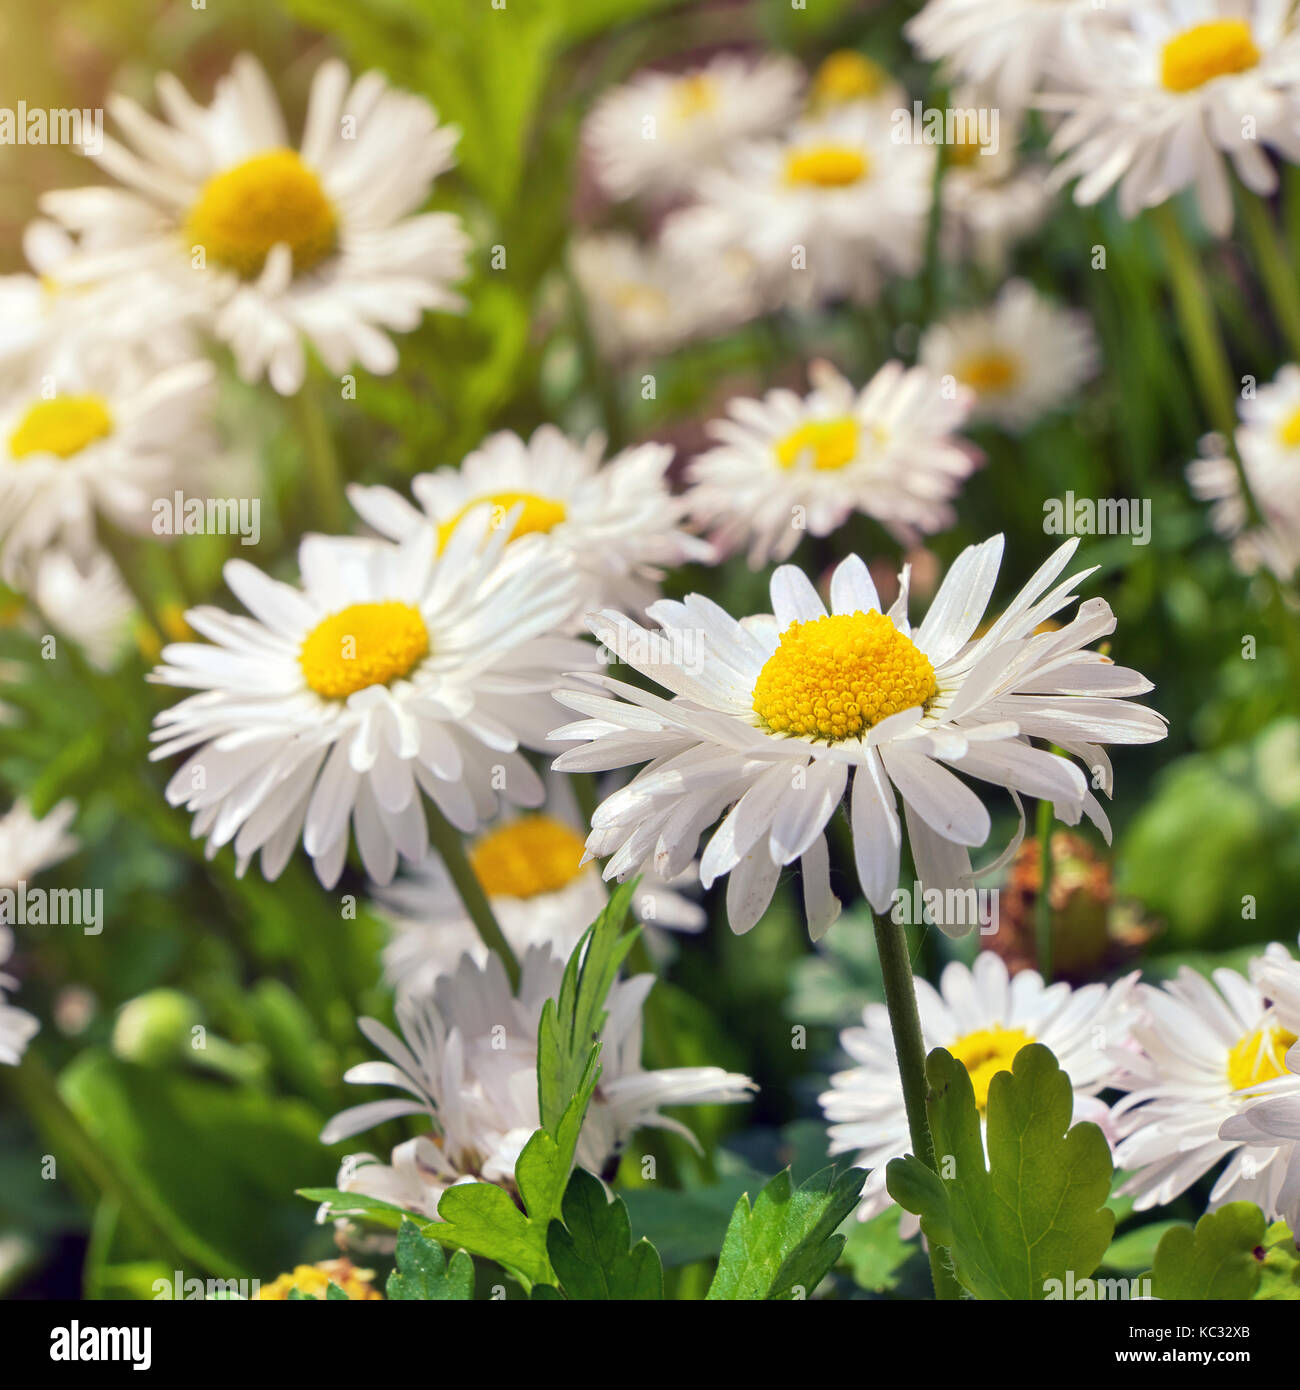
[752,610,937,742]
[785,144,869,188]
[957,350,1020,394]
[1227,1024,1298,1092]
[948,1025,1036,1110]
[257,1260,382,1301]
[811,51,891,107]
[609,281,672,317]
[186,149,337,280]
[299,601,430,700]
[469,814,588,898]
[774,416,860,472]
[436,491,567,552]
[671,73,719,120]
[1161,20,1260,93]
[1277,406,1300,447]
[9,395,113,460]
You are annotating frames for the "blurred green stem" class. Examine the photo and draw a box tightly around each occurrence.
[96,520,165,648]
[870,908,961,1300]
[293,385,346,534]
[426,804,520,990]
[1237,188,1300,362]
[1035,797,1053,984]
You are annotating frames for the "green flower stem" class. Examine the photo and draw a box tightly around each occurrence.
[1035,796,1054,984]
[871,908,962,1300]
[426,803,521,991]
[292,385,346,535]
[96,519,166,648]
[1237,187,1300,363]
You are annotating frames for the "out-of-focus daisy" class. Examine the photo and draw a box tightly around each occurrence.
[348,425,711,622]
[320,946,755,1218]
[806,50,907,114]
[30,548,136,671]
[918,280,1098,431]
[551,536,1166,940]
[43,55,469,395]
[570,231,758,361]
[584,52,803,200]
[822,952,1136,1222]
[149,521,594,887]
[906,0,1125,114]
[687,101,934,309]
[0,359,214,586]
[0,798,79,887]
[375,774,704,995]
[1044,0,1300,236]
[1112,957,1300,1218]
[685,358,980,568]
[0,928,40,1066]
[1188,363,1300,582]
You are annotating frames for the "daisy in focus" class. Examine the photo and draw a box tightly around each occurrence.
[583,52,803,201]
[0,358,215,585]
[685,358,980,567]
[1111,956,1300,1219]
[918,280,1098,432]
[686,100,934,309]
[551,535,1166,940]
[374,775,704,996]
[1187,363,1300,582]
[320,946,755,1218]
[348,425,712,621]
[148,518,595,887]
[1044,0,1300,236]
[42,55,469,395]
[821,952,1136,1222]
[1218,1042,1300,1233]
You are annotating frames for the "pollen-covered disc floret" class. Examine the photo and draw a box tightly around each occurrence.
[298,601,430,700]
[468,814,587,899]
[752,611,937,742]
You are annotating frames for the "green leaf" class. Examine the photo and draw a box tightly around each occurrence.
[295,1189,408,1232]
[706,1165,867,1301]
[546,1169,663,1300]
[886,1044,1115,1300]
[1257,1221,1300,1300]
[287,1282,348,1301]
[1149,1203,1266,1300]
[386,1218,474,1301]
[839,1207,922,1295]
[1100,1220,1183,1274]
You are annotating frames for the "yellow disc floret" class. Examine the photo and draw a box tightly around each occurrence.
[811,51,891,107]
[774,417,860,472]
[186,148,337,279]
[469,814,588,898]
[9,395,113,460]
[1227,1023,1298,1091]
[671,73,719,120]
[752,610,937,742]
[785,145,869,187]
[1161,20,1260,93]
[956,351,1020,394]
[1277,406,1300,447]
[299,601,430,700]
[436,491,567,552]
[948,1025,1036,1110]
[257,1259,382,1301]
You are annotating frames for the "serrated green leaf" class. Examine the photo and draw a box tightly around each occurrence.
[545,1169,663,1300]
[706,1165,866,1301]
[1150,1203,1265,1300]
[839,1207,922,1294]
[386,1218,474,1301]
[886,1044,1114,1300]
[1257,1220,1300,1300]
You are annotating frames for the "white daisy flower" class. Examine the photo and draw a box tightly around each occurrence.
[1044,0,1300,237]
[906,0,1127,114]
[0,797,78,888]
[42,54,469,395]
[348,425,711,622]
[821,952,1136,1222]
[1188,363,1300,582]
[685,100,934,309]
[0,358,215,586]
[320,945,755,1218]
[1252,933,1300,1029]
[806,50,909,115]
[584,52,803,200]
[570,231,758,361]
[29,548,137,672]
[551,535,1167,941]
[1218,1042,1300,1232]
[0,927,40,1066]
[1112,957,1300,1218]
[375,773,705,996]
[685,358,980,568]
[918,279,1099,432]
[148,519,596,888]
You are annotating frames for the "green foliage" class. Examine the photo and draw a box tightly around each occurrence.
[1257,1221,1300,1300]
[838,1208,922,1295]
[386,1219,474,1301]
[706,1166,867,1301]
[288,1282,349,1301]
[1149,1202,1268,1300]
[887,1045,1115,1300]
[539,1169,663,1300]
